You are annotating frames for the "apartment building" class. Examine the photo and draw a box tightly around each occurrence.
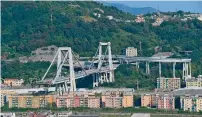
[104,96,122,108]
[3,78,24,87]
[123,47,137,57]
[141,94,175,109]
[102,91,133,108]
[4,78,24,87]
[141,94,153,107]
[56,93,100,108]
[135,16,145,23]
[1,94,5,107]
[157,77,181,90]
[180,94,202,112]
[7,94,55,108]
[88,96,100,108]
[156,94,175,109]
[141,94,156,107]
[152,18,164,26]
[186,76,202,88]
[122,93,133,108]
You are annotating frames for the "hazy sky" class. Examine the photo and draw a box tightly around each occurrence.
[107,1,202,13]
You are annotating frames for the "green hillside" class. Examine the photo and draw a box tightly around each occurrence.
[1,1,202,89]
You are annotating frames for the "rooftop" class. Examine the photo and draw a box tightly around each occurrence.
[152,52,174,58]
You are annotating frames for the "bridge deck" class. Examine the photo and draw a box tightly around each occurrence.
[80,56,191,63]
[37,64,119,85]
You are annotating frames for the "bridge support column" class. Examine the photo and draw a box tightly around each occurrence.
[136,62,139,69]
[146,62,150,74]
[93,74,99,88]
[183,62,190,80]
[159,62,161,78]
[183,62,186,80]
[64,81,68,93]
[59,85,62,96]
[186,62,189,78]
[99,73,103,84]
[110,71,115,82]
[173,62,176,78]
[189,62,192,77]
[62,84,66,95]
[98,42,114,83]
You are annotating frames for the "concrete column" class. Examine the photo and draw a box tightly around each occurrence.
[185,62,188,79]
[146,62,150,74]
[182,63,185,80]
[126,60,129,64]
[186,62,189,77]
[62,84,65,94]
[93,74,99,88]
[189,62,192,77]
[64,81,68,93]
[137,62,139,69]
[59,85,62,96]
[173,62,176,78]
[146,62,148,74]
[159,62,161,78]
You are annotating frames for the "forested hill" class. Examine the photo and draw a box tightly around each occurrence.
[2,1,154,57]
[1,1,202,87]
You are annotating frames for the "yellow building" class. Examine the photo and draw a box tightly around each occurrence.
[141,94,152,107]
[122,92,133,108]
[8,94,55,108]
[196,96,202,112]
[124,47,137,57]
[186,77,202,88]
[157,77,181,90]
[180,94,202,112]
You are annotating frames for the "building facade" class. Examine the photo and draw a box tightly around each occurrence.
[135,15,145,23]
[141,94,156,107]
[104,96,122,108]
[156,94,175,109]
[123,47,137,57]
[8,95,55,108]
[180,94,202,112]
[122,94,133,108]
[141,94,175,109]
[141,94,153,107]
[186,76,202,88]
[1,94,5,107]
[56,93,100,108]
[157,77,181,90]
[3,78,24,87]
[101,91,133,108]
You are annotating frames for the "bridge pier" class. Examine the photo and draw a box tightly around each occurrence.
[93,73,99,88]
[110,71,115,82]
[189,62,191,77]
[159,62,161,78]
[146,62,150,74]
[183,62,192,81]
[173,62,176,78]
[58,85,62,96]
[136,62,139,69]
